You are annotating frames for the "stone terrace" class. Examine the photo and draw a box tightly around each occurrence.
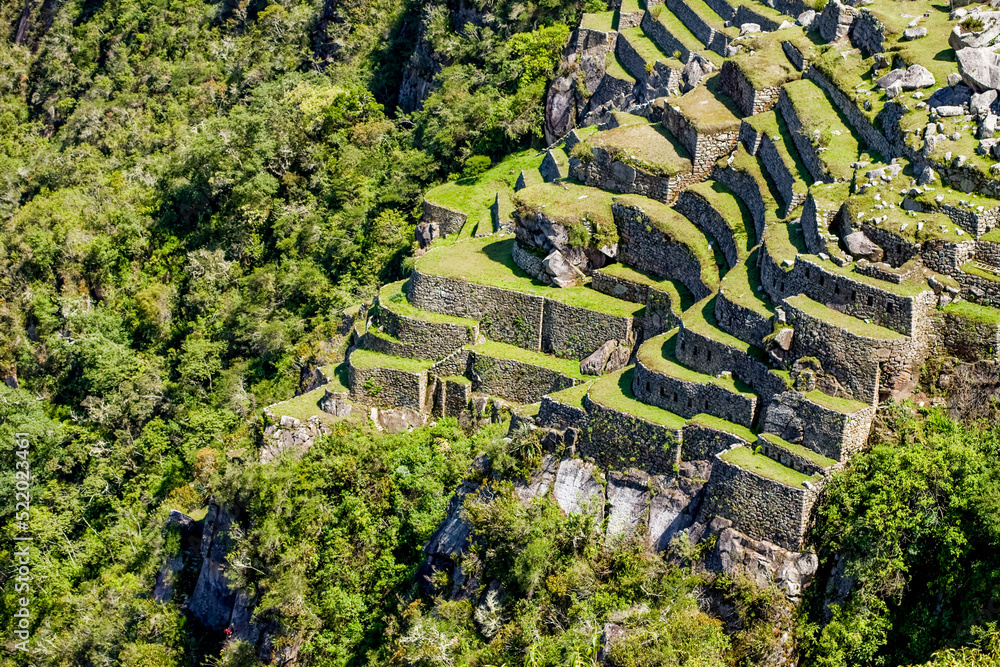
[323,0,1000,556]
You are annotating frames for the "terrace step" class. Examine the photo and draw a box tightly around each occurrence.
[663,0,735,56]
[374,281,479,361]
[466,340,586,404]
[756,432,838,476]
[778,79,862,184]
[715,145,785,243]
[641,4,722,68]
[716,248,776,348]
[591,263,694,336]
[617,26,684,82]
[633,330,759,427]
[674,179,754,267]
[675,295,789,403]
[347,348,435,410]
[740,110,810,215]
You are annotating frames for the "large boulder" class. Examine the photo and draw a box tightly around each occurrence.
[876,64,935,91]
[949,11,1000,50]
[973,88,999,115]
[581,339,618,375]
[928,84,973,109]
[545,75,577,143]
[958,46,1000,91]
[844,231,884,262]
[542,249,585,287]
[797,9,816,28]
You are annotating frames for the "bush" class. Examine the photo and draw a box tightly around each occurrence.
[461,155,492,179]
[570,141,595,163]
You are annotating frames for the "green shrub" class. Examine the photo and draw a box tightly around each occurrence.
[461,155,493,179]
[570,141,595,163]
[962,16,985,33]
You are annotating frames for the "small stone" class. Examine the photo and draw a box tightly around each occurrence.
[903,27,927,40]
[937,105,965,117]
[948,72,963,87]
[740,22,761,35]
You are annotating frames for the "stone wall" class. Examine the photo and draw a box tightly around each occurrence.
[541,298,637,359]
[761,391,876,461]
[778,88,831,184]
[357,330,423,360]
[423,200,467,237]
[681,421,752,460]
[572,146,698,204]
[805,67,899,161]
[432,348,471,378]
[782,296,912,404]
[848,8,886,58]
[633,359,758,427]
[698,450,818,550]
[957,270,1000,307]
[582,396,682,474]
[715,288,775,348]
[734,5,781,31]
[538,395,589,430]
[348,357,428,409]
[613,201,713,300]
[939,310,1000,362]
[661,103,740,177]
[674,189,740,268]
[977,241,1000,268]
[588,70,637,114]
[444,377,472,417]
[616,30,654,81]
[665,0,729,56]
[641,11,693,64]
[722,61,782,117]
[758,434,828,476]
[800,192,832,256]
[468,350,576,403]
[782,40,806,71]
[759,133,803,213]
[920,239,976,276]
[376,297,477,361]
[859,223,920,268]
[713,164,766,244]
[704,0,735,21]
[619,8,645,29]
[675,325,789,403]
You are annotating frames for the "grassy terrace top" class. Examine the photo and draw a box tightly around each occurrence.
[417,235,644,317]
[762,219,807,273]
[720,446,815,488]
[589,367,687,430]
[580,10,615,31]
[684,295,768,361]
[379,281,478,327]
[469,340,588,381]
[810,47,888,126]
[805,389,870,414]
[785,294,908,340]
[605,51,637,82]
[887,0,959,87]
[596,263,695,311]
[620,0,642,12]
[514,181,616,229]
[673,74,741,135]
[685,180,753,251]
[620,27,685,70]
[943,299,1000,325]
[730,34,800,90]
[760,432,839,468]
[844,191,964,245]
[424,150,545,233]
[730,146,783,224]
[962,262,1000,284]
[782,79,862,181]
[682,0,736,36]
[638,331,756,395]
[800,253,930,297]
[545,381,593,409]
[586,123,692,177]
[646,5,724,67]
[687,412,756,443]
[613,194,720,288]
[902,105,995,178]
[745,110,810,193]
[720,249,773,318]
[350,348,435,373]
[267,385,357,425]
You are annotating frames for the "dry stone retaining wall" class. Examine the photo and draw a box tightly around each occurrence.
[662,103,739,177]
[805,67,900,160]
[665,0,729,55]
[538,395,589,430]
[848,9,886,58]
[674,189,740,268]
[675,326,788,403]
[348,359,428,410]
[722,61,782,117]
[698,451,817,550]
[572,147,697,203]
[641,11,693,64]
[633,359,758,427]
[681,421,751,460]
[376,299,477,360]
[423,200,467,237]
[759,134,803,212]
[938,310,1000,361]
[758,434,828,476]
[715,289,774,348]
[762,391,876,461]
[582,396,682,474]
[468,350,576,403]
[713,164,766,243]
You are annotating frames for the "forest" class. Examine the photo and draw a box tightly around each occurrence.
[4,0,1000,665]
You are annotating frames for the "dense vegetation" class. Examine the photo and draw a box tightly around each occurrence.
[5,0,1000,665]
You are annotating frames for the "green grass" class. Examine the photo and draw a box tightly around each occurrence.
[321,362,351,393]
[514,181,616,230]
[760,432,838,468]
[416,236,645,317]
[647,5,724,67]
[443,375,472,385]
[637,330,756,395]
[586,123,692,177]
[681,0,735,36]
[620,0,642,12]
[811,48,885,124]
[685,180,753,252]
[785,294,908,339]
[545,381,594,408]
[762,220,807,272]
[605,51,637,82]
[845,189,964,245]
[730,146,784,225]
[962,261,1000,284]
[581,10,616,31]
[424,150,546,236]
[746,110,811,193]
[805,389,870,414]
[943,299,1000,325]
[588,367,687,430]
[350,349,435,373]
[596,264,695,311]
[804,254,929,297]
[517,402,542,417]
[720,446,816,488]
[720,248,774,318]
[886,0,958,88]
[901,106,995,180]
[683,295,769,361]
[267,385,351,425]
[782,79,862,181]
[613,194,719,288]
[673,73,741,135]
[686,412,756,443]
[379,281,479,327]
[470,340,588,381]
[619,27,685,70]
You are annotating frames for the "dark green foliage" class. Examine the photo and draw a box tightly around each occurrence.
[800,403,1000,666]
